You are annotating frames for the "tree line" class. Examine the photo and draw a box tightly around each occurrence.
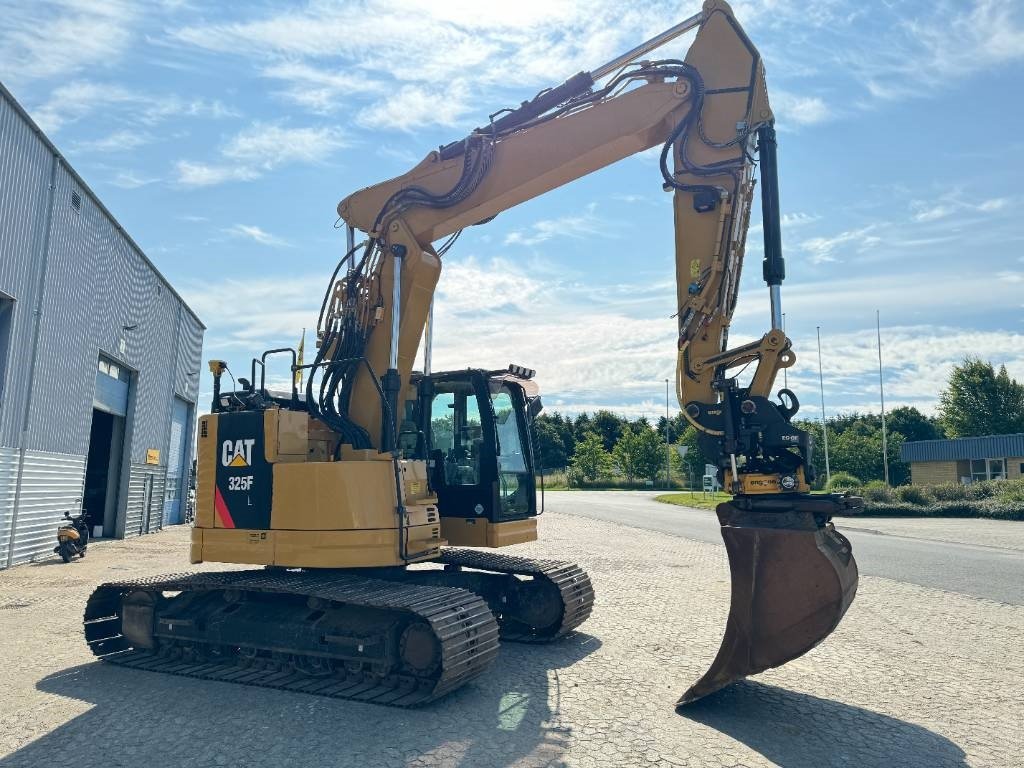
[532,358,1024,488]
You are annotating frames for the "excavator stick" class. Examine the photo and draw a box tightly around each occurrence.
[678,495,859,706]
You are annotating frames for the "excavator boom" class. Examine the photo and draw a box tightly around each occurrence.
[328,0,860,706]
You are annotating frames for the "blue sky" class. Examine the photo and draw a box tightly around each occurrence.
[3,0,1022,421]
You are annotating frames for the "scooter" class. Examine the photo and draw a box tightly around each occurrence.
[54,510,90,563]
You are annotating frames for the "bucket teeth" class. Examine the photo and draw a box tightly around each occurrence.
[678,496,859,707]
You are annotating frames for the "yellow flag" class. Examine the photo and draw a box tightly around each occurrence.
[295,328,305,386]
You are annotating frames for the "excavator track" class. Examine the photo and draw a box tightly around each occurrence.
[416,549,595,642]
[82,569,500,707]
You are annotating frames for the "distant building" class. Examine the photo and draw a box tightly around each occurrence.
[0,82,204,568]
[901,434,1024,485]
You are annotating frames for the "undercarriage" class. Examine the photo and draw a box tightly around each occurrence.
[83,550,594,707]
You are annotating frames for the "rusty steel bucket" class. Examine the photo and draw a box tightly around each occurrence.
[678,496,859,707]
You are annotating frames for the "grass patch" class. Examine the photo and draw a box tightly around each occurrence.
[654,492,731,510]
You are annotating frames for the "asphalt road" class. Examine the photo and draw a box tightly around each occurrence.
[549,491,1024,605]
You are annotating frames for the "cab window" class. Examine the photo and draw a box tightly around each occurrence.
[431,384,483,486]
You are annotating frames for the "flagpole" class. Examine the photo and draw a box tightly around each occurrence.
[816,326,831,486]
[876,310,889,485]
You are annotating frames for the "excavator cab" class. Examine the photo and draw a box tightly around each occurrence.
[407,366,542,547]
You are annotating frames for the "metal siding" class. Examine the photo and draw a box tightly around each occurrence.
[6,451,85,566]
[901,434,1024,463]
[24,163,103,455]
[0,83,204,556]
[174,306,204,402]
[125,464,166,537]
[0,91,53,448]
[0,447,17,560]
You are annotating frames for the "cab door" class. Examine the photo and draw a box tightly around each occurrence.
[424,372,536,523]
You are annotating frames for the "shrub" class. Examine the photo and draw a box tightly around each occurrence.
[852,497,1024,520]
[996,478,1024,503]
[826,471,861,491]
[965,480,998,500]
[893,485,930,505]
[861,480,894,503]
[929,482,967,502]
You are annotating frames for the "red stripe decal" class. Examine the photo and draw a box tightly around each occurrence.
[214,487,236,529]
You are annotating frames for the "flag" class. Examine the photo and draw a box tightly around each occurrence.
[295,328,305,387]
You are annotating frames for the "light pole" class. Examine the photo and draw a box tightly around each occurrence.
[816,326,831,486]
[877,310,889,485]
[665,378,671,489]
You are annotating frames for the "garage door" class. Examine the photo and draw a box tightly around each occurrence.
[94,356,130,416]
[163,398,190,525]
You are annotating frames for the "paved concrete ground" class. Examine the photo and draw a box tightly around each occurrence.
[2,507,1022,768]
[553,491,1024,605]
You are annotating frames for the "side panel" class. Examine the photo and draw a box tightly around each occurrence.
[270,461,395,531]
[195,414,217,528]
[441,517,537,548]
[214,411,272,530]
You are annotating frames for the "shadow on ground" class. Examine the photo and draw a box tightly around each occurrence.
[5,633,601,768]
[680,680,967,768]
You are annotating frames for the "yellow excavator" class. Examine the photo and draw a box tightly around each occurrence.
[83,0,858,709]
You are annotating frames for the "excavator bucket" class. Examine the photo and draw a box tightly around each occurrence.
[678,497,859,707]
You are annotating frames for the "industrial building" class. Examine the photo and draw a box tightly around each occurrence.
[901,433,1024,486]
[0,82,204,568]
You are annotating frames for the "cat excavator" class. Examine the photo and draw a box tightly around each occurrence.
[83,0,859,709]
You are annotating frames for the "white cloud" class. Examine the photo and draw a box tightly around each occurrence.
[222,122,348,168]
[176,122,348,186]
[788,324,1024,416]
[504,204,608,247]
[771,90,832,126]
[225,224,292,248]
[110,170,161,189]
[798,226,880,264]
[72,129,153,153]
[910,194,1014,223]
[0,1,135,84]
[261,61,385,113]
[28,79,239,133]
[175,161,258,187]
[844,0,1024,102]
[357,82,475,132]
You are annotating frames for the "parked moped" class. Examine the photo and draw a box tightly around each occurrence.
[54,511,90,563]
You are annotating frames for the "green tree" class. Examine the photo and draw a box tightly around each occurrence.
[531,418,567,470]
[612,424,665,485]
[887,406,944,443]
[590,410,626,452]
[830,425,906,485]
[938,358,1024,437]
[674,425,713,487]
[569,432,613,482]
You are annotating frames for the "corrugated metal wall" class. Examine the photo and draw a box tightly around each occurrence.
[124,465,167,538]
[0,447,18,561]
[4,451,85,566]
[0,84,204,567]
[0,91,53,449]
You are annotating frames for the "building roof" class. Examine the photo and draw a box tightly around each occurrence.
[901,433,1024,463]
[0,80,205,330]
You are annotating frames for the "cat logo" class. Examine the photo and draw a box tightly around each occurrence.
[222,439,256,468]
